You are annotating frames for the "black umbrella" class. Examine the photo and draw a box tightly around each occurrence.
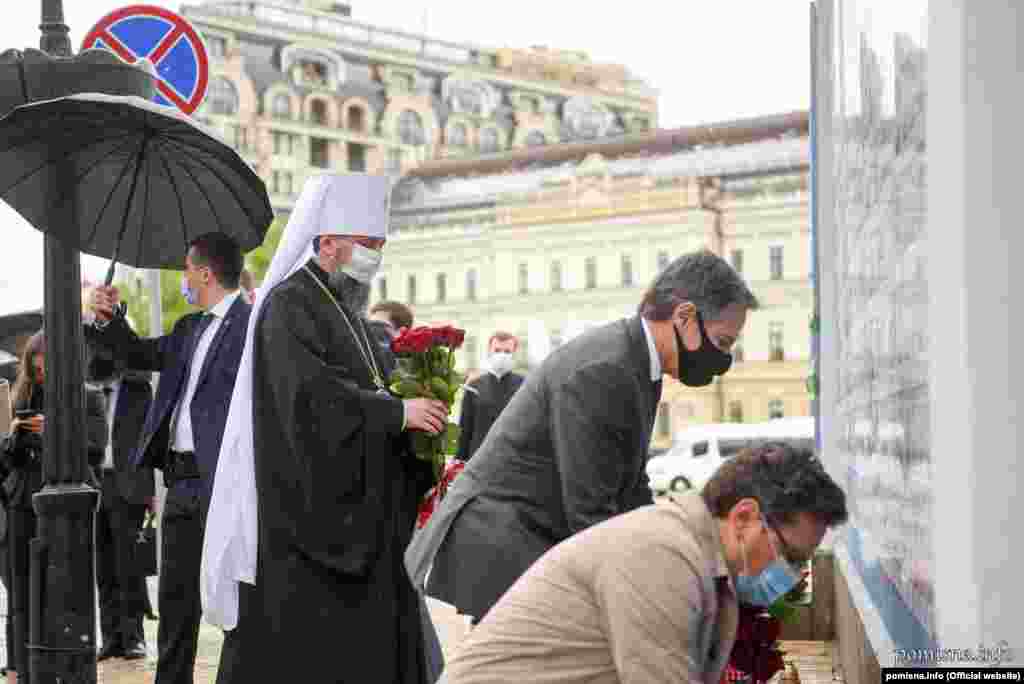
[0,92,273,285]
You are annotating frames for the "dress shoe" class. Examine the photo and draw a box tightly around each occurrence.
[144,610,158,621]
[97,642,124,661]
[122,643,147,661]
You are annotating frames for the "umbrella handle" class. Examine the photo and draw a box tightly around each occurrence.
[102,261,126,319]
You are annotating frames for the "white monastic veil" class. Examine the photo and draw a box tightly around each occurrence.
[200,172,393,629]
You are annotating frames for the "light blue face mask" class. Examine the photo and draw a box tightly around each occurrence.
[181,275,198,307]
[734,515,801,607]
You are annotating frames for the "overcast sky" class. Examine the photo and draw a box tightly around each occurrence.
[0,0,812,314]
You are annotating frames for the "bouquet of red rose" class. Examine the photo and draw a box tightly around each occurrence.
[721,566,810,684]
[389,324,466,484]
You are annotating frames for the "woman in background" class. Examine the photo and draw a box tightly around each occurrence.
[1,331,106,683]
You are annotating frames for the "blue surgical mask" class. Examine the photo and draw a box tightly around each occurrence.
[181,275,198,307]
[734,516,801,607]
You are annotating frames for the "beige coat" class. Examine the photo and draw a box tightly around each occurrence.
[439,492,739,684]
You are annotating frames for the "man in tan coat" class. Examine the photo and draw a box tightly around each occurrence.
[439,442,847,684]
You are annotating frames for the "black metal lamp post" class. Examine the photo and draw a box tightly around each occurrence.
[0,2,154,682]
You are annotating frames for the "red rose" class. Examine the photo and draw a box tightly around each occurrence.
[446,326,465,350]
[417,491,436,528]
[754,650,785,683]
[751,614,781,644]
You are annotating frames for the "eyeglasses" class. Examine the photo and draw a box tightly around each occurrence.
[763,514,809,573]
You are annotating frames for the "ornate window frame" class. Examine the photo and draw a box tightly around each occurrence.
[305,93,339,128]
[201,28,235,60]
[563,96,615,140]
[441,73,500,118]
[478,125,505,154]
[379,65,420,94]
[445,113,475,148]
[281,44,346,90]
[342,96,375,133]
[206,76,239,116]
[382,98,438,148]
[265,84,299,120]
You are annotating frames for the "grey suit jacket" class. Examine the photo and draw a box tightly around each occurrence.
[406,315,661,619]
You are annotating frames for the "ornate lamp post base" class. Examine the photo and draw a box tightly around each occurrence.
[0,2,155,682]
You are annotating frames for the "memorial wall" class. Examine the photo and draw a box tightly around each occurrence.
[813,0,934,654]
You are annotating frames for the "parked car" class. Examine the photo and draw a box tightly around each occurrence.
[646,417,815,493]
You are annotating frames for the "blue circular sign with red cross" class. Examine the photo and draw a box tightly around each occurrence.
[82,5,210,115]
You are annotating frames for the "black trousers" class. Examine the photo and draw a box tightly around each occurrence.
[96,472,148,649]
[7,507,35,676]
[155,483,245,684]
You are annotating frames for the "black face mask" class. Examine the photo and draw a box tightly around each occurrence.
[674,311,733,387]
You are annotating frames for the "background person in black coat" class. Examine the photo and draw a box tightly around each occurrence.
[87,233,251,684]
[85,347,155,662]
[455,332,524,464]
[0,330,107,681]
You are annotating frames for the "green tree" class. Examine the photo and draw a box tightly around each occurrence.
[114,218,286,336]
[244,218,286,284]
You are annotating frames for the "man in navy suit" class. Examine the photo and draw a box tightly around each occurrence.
[87,233,250,684]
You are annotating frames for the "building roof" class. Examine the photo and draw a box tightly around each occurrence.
[405,110,808,181]
[393,112,809,210]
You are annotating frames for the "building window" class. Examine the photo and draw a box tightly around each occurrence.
[769,321,784,361]
[768,399,785,420]
[310,99,328,126]
[480,127,500,154]
[378,277,387,301]
[300,60,328,87]
[398,110,426,146]
[448,123,467,147]
[347,105,365,132]
[272,94,291,119]
[271,170,280,194]
[436,273,447,303]
[205,35,227,58]
[621,255,634,287]
[466,269,477,301]
[657,250,670,273]
[770,245,784,280]
[729,401,744,423]
[347,143,367,172]
[387,149,403,172]
[310,138,329,168]
[585,257,597,290]
[731,248,744,276]
[284,172,294,195]
[657,403,671,437]
[550,260,563,292]
[525,130,546,147]
[518,263,529,295]
[208,77,238,115]
[407,275,417,305]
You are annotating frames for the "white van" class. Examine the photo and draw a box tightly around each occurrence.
[646,417,815,493]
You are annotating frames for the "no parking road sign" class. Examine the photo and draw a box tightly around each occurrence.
[82,5,210,115]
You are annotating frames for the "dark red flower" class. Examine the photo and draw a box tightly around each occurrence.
[754,650,785,683]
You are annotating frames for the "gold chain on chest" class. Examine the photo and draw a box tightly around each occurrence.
[303,265,386,391]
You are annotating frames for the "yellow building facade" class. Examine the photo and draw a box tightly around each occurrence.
[382,117,812,449]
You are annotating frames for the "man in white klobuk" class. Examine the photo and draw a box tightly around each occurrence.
[201,173,448,683]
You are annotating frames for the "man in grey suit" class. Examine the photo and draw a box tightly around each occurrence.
[407,249,758,623]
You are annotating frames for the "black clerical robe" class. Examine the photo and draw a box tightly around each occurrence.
[246,260,434,683]
[455,371,524,463]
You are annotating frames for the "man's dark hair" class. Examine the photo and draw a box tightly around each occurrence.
[189,233,243,290]
[639,249,759,321]
[702,442,848,528]
[369,301,413,330]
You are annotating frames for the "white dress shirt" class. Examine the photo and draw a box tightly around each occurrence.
[170,291,240,452]
[640,317,664,382]
[102,379,121,470]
